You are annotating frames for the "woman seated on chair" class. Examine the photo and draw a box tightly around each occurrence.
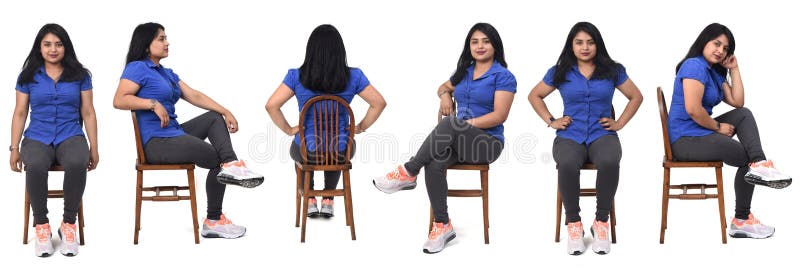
[668,23,792,240]
[265,24,386,219]
[10,23,98,257]
[112,22,263,240]
[372,22,515,254]
[528,21,642,255]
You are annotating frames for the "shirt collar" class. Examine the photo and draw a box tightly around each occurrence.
[693,55,712,69]
[142,58,161,68]
[468,60,505,80]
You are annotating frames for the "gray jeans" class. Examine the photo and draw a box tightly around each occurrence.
[672,107,765,219]
[144,111,237,220]
[404,117,504,223]
[553,135,621,223]
[290,141,356,199]
[21,136,89,225]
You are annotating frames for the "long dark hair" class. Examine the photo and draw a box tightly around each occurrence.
[552,22,621,86]
[18,23,90,85]
[450,23,507,86]
[298,24,350,94]
[675,23,735,78]
[126,22,164,64]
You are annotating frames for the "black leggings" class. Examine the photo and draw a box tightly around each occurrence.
[21,136,89,225]
[404,117,503,224]
[144,111,237,220]
[672,107,766,220]
[553,135,621,223]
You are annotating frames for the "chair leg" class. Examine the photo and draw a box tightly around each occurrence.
[187,169,200,244]
[294,166,301,228]
[300,171,311,243]
[134,170,143,245]
[610,199,617,244]
[660,167,670,244]
[428,207,434,232]
[23,188,30,245]
[343,170,356,240]
[78,201,85,245]
[715,167,727,244]
[481,170,489,244]
[555,184,562,243]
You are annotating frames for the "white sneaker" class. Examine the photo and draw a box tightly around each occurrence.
[590,220,610,255]
[201,214,246,239]
[217,160,264,188]
[58,222,79,256]
[566,221,586,255]
[34,223,54,257]
[373,165,417,194]
[745,160,792,189]
[729,213,775,239]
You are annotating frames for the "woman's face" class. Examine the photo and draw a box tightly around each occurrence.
[469,30,494,63]
[149,29,169,60]
[572,31,596,63]
[40,33,64,65]
[702,34,730,64]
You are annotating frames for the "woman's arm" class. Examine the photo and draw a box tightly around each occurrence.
[528,80,571,129]
[265,83,298,136]
[9,91,29,172]
[178,81,238,133]
[113,78,171,128]
[80,90,99,170]
[720,55,744,108]
[438,80,455,116]
[467,90,514,129]
[600,79,643,131]
[683,78,735,136]
[355,85,387,133]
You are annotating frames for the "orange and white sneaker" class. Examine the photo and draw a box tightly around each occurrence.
[373,165,417,194]
[34,223,54,257]
[423,220,456,254]
[58,222,79,256]
[201,214,246,239]
[590,220,610,255]
[320,198,334,218]
[307,197,320,218]
[745,160,792,189]
[729,213,775,239]
[217,160,264,188]
[566,221,586,255]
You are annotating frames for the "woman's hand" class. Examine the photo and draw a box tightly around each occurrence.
[153,101,170,128]
[722,54,738,70]
[287,125,299,136]
[88,147,99,171]
[10,150,22,172]
[223,112,239,133]
[549,116,572,130]
[599,117,623,131]
[717,122,735,137]
[439,93,454,116]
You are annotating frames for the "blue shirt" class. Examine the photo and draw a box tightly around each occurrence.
[283,68,370,151]
[668,56,724,143]
[452,61,517,144]
[121,60,184,145]
[543,65,628,144]
[16,67,92,146]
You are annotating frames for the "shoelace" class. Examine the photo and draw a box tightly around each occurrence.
[386,168,402,180]
[36,226,50,243]
[429,224,447,240]
[62,224,76,243]
[594,222,608,241]
[568,223,582,240]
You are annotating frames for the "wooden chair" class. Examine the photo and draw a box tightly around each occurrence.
[428,100,490,244]
[22,165,86,245]
[553,108,617,243]
[657,87,727,244]
[131,112,200,244]
[294,96,356,243]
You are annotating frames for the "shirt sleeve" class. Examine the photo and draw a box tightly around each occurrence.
[495,70,517,93]
[676,59,707,86]
[542,66,557,87]
[80,75,93,91]
[121,61,148,86]
[615,64,629,87]
[15,81,29,94]
[353,68,371,94]
[282,69,299,92]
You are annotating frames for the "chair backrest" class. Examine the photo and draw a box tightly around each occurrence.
[131,112,147,165]
[298,95,355,166]
[656,87,674,161]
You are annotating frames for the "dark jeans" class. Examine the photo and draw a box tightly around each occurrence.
[144,111,237,220]
[553,135,621,223]
[21,136,89,225]
[672,107,766,219]
[290,141,356,200]
[404,117,504,224]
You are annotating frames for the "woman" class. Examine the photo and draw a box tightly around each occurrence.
[112,22,263,240]
[10,23,98,257]
[373,22,515,254]
[669,23,791,240]
[528,22,642,255]
[266,24,386,218]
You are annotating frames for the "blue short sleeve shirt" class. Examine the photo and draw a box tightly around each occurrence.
[668,56,724,143]
[121,60,185,145]
[452,61,517,144]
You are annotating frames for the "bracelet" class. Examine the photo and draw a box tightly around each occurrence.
[548,116,556,127]
[438,90,450,98]
[149,99,157,111]
[716,121,721,131]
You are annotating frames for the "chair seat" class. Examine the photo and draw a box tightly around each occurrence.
[136,163,195,171]
[294,161,351,171]
[448,163,489,170]
[663,158,723,168]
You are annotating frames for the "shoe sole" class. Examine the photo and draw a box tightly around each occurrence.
[729,229,774,239]
[372,180,417,194]
[423,233,456,254]
[744,174,792,189]
[201,230,246,239]
[217,174,264,188]
[307,212,320,218]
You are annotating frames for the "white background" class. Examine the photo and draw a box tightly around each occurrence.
[1,0,796,267]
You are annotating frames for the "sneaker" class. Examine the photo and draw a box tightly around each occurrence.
[744,160,792,189]
[58,222,79,256]
[566,221,586,255]
[423,221,456,254]
[373,165,417,194]
[217,160,265,188]
[34,223,54,257]
[319,198,334,218]
[307,197,320,218]
[590,220,610,255]
[729,213,775,239]
[201,214,246,239]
